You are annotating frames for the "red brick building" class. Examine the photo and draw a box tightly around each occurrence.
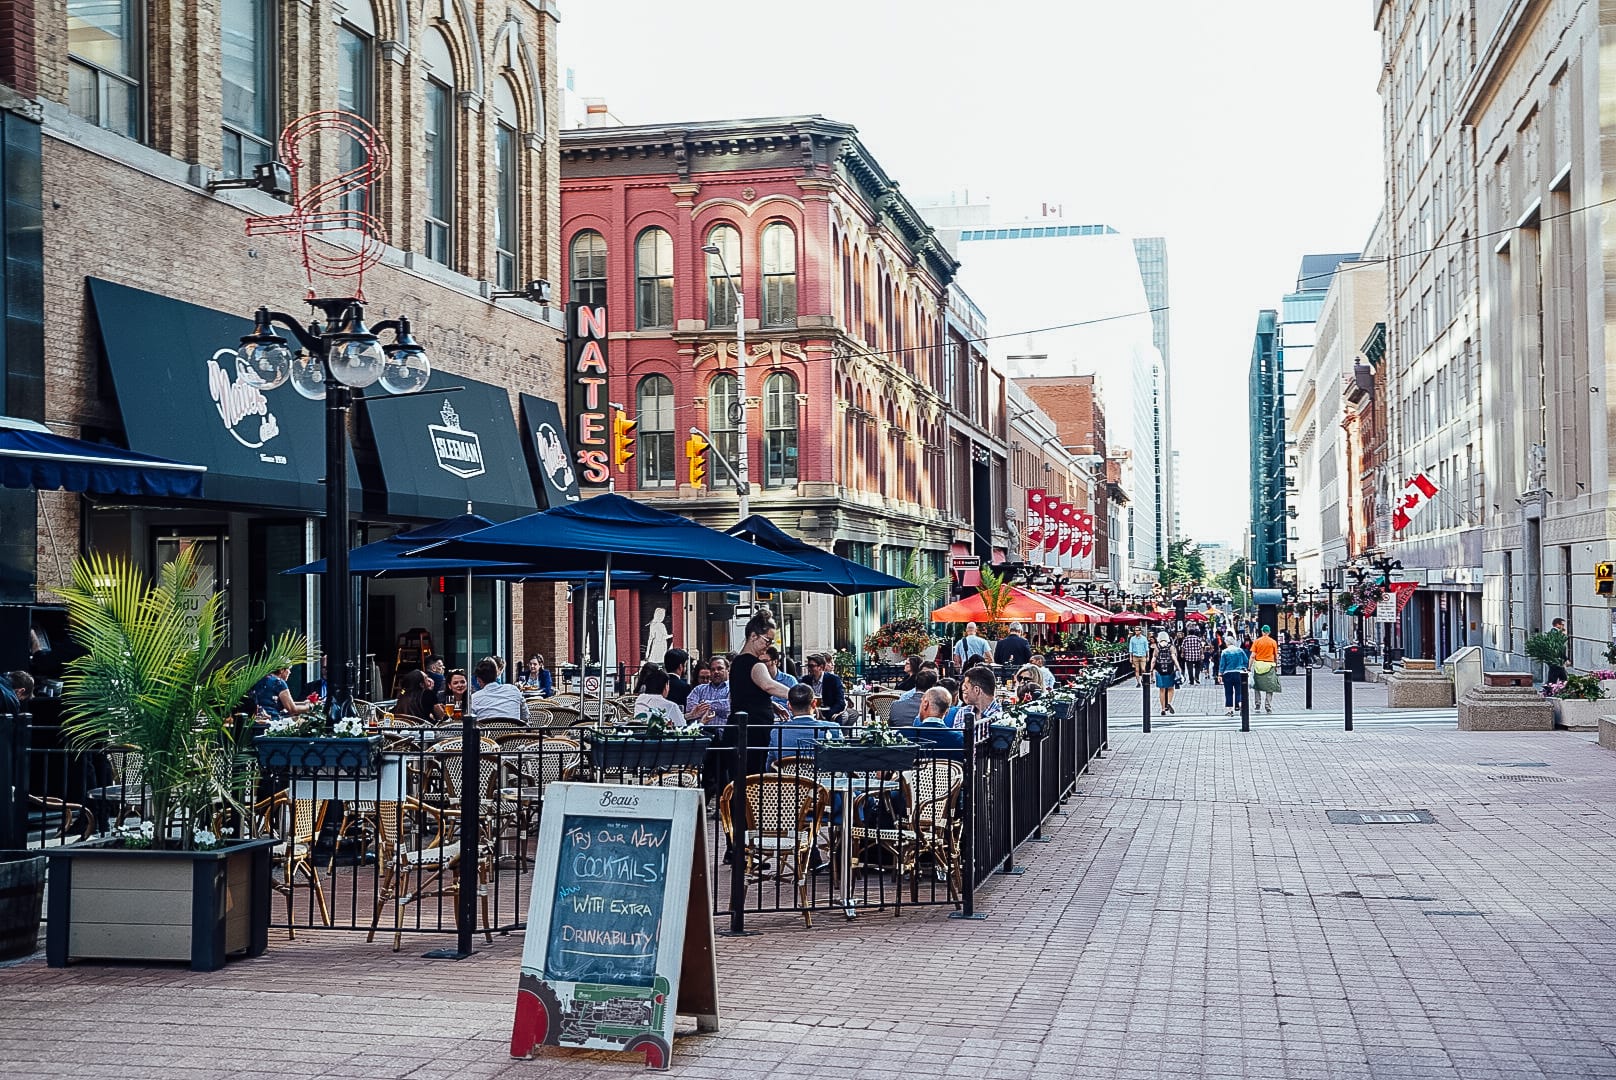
[560,116,986,660]
[1014,375,1121,588]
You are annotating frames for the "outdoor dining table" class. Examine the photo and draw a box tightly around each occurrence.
[820,772,905,920]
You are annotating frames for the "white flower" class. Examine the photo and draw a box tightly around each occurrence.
[332,717,365,738]
[193,829,219,849]
[139,820,155,839]
[266,715,296,734]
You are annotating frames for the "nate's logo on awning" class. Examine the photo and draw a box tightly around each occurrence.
[429,399,485,478]
[208,349,282,451]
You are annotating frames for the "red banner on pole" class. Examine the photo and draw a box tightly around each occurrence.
[1026,488,1046,561]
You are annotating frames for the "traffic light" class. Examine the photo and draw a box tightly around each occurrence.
[1597,561,1615,596]
[611,410,637,472]
[686,433,709,488]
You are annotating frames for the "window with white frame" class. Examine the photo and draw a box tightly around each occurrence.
[492,77,520,290]
[68,0,141,139]
[335,3,376,218]
[761,222,797,327]
[422,29,456,267]
[707,372,738,488]
[221,0,275,177]
[705,224,741,328]
[762,371,799,486]
[636,227,674,330]
[636,374,676,486]
[570,231,607,306]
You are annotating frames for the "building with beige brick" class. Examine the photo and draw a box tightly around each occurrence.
[0,0,570,695]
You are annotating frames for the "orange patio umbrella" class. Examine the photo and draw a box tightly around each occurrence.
[929,585,1076,625]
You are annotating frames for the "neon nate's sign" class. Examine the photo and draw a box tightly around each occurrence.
[566,302,610,485]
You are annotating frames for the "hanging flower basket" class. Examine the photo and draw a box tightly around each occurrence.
[815,741,922,773]
[255,735,382,776]
[987,722,1024,759]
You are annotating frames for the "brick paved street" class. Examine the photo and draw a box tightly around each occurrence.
[5,717,1616,1079]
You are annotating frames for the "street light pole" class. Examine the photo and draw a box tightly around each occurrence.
[702,243,749,518]
[238,299,432,718]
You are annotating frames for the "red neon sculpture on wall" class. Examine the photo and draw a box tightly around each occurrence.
[245,109,390,299]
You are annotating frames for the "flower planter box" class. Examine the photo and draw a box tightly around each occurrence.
[254,735,382,776]
[581,731,712,772]
[1047,700,1073,722]
[0,853,46,961]
[1550,697,1608,732]
[987,724,1025,759]
[44,836,278,972]
[1021,709,1051,738]
[814,742,922,773]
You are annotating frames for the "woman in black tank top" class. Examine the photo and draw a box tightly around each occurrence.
[729,612,791,773]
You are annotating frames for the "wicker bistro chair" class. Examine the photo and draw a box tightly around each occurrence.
[258,792,332,938]
[474,718,526,736]
[899,759,964,902]
[865,692,902,726]
[366,798,493,952]
[487,735,583,860]
[718,774,830,928]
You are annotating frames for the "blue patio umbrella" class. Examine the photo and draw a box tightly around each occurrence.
[411,493,812,716]
[671,515,912,596]
[282,513,528,578]
[282,511,536,685]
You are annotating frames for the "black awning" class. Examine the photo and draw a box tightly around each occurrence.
[366,374,536,522]
[518,393,581,509]
[86,278,358,513]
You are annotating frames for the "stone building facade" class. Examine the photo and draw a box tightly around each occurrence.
[1376,0,1616,670]
[0,0,569,691]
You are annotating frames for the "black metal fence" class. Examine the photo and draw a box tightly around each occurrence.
[6,685,1113,941]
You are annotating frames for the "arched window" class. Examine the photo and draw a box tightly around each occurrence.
[761,222,797,327]
[635,228,674,329]
[220,0,276,177]
[68,0,141,139]
[421,28,456,266]
[707,373,738,489]
[705,224,741,328]
[491,77,521,290]
[763,371,799,487]
[570,231,607,306]
[335,1,376,217]
[636,375,675,487]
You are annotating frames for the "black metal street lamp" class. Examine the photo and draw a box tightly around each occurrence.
[1370,555,1403,672]
[1322,568,1341,653]
[237,297,432,719]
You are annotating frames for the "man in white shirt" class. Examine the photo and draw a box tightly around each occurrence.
[631,667,686,725]
[1030,653,1056,689]
[469,658,528,721]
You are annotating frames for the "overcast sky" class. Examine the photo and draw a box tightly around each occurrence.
[559,1,1385,549]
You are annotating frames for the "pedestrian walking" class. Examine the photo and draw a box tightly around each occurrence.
[1250,625,1281,712]
[1149,632,1182,714]
[1180,632,1206,684]
[1128,627,1151,687]
[1218,635,1249,717]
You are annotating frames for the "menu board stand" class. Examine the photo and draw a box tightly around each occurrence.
[510,783,718,1069]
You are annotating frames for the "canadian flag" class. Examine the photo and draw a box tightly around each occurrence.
[1391,473,1439,532]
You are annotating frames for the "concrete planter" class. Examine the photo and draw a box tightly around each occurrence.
[1550,697,1608,732]
[45,836,277,971]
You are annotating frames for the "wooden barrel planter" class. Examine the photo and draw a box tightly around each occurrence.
[0,853,46,961]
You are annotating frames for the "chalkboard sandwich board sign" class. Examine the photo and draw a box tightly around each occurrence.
[510,783,718,1069]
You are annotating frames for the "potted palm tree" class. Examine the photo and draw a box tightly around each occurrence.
[44,549,305,971]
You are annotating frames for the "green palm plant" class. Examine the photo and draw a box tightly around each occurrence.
[977,565,1014,624]
[889,550,949,622]
[57,549,307,850]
